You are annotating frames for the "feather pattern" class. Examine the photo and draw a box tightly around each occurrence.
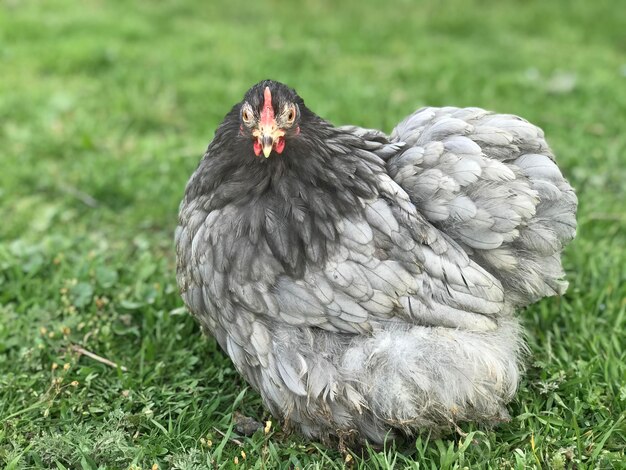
[389,107,577,304]
[176,81,577,445]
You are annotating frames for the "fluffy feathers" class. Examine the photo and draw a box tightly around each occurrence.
[176,80,577,444]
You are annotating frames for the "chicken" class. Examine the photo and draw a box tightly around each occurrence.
[175,80,577,444]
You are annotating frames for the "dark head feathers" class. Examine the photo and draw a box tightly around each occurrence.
[244,80,304,111]
[182,80,386,276]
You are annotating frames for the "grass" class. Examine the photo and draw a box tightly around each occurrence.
[0,0,624,468]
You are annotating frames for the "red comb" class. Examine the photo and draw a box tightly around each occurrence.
[260,86,274,127]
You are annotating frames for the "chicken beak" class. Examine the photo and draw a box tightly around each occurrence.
[261,133,274,159]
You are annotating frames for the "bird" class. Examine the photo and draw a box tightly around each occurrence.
[175,79,577,444]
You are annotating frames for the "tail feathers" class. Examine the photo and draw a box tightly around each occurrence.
[388,107,577,307]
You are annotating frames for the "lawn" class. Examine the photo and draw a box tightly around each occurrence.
[0,0,624,468]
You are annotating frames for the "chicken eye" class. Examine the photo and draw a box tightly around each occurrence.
[286,105,296,125]
[242,107,253,125]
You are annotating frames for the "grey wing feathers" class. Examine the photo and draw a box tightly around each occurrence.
[273,184,507,335]
[388,107,577,306]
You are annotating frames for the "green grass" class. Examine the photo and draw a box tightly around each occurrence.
[1,0,625,468]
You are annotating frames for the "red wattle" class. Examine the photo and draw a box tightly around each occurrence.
[253,140,262,156]
[275,137,285,154]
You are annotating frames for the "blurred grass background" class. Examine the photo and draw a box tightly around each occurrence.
[0,0,624,468]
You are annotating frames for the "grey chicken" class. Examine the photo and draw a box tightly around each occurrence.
[175,80,577,444]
